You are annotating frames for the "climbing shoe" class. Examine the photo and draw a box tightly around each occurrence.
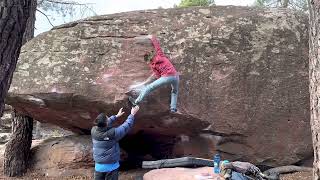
[128,96,138,107]
[170,108,182,115]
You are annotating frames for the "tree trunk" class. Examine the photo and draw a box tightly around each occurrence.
[3,112,33,176]
[308,0,320,179]
[0,0,33,117]
[22,0,37,45]
[1,0,37,177]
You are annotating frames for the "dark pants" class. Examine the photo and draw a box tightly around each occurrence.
[94,169,119,180]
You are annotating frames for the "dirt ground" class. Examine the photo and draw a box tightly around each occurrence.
[280,171,312,180]
[0,169,147,180]
[0,170,312,180]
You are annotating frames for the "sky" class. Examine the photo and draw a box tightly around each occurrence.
[35,0,256,35]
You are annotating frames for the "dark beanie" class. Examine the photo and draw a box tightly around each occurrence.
[96,113,107,127]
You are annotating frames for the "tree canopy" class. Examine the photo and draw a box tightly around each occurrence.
[178,0,214,7]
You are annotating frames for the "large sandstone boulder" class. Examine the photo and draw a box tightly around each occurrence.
[0,136,141,179]
[29,136,93,177]
[6,6,311,166]
[143,167,220,180]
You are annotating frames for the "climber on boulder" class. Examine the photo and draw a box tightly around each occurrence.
[91,106,140,180]
[128,35,180,113]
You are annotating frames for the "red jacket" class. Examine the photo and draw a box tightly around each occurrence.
[149,36,177,78]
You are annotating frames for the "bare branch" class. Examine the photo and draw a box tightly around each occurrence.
[41,0,97,17]
[266,0,280,7]
[36,9,54,27]
[37,0,45,6]
[82,4,97,16]
[289,0,308,10]
[43,0,93,6]
[282,0,289,7]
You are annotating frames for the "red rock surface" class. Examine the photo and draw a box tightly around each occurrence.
[144,167,221,180]
[6,6,311,166]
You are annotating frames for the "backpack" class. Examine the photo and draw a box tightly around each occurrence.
[220,161,279,180]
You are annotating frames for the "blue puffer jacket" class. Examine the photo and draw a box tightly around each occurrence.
[91,115,135,164]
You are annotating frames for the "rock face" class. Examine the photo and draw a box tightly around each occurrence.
[29,136,93,177]
[0,105,12,130]
[6,6,311,166]
[0,105,12,144]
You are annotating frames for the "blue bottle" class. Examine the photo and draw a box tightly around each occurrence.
[213,154,221,174]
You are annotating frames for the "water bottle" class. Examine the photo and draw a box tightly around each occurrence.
[213,154,221,174]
